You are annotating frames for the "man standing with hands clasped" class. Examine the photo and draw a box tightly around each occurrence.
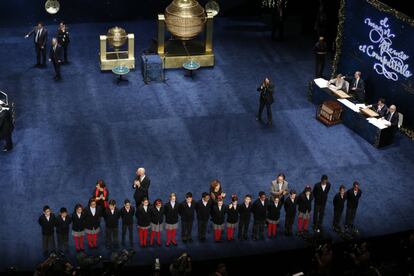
[25,22,48,67]
[49,38,63,81]
[256,77,274,126]
[133,167,151,209]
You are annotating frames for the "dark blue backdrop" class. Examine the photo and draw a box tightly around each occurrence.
[337,0,414,128]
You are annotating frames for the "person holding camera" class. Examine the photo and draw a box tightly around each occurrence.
[256,78,274,125]
[169,253,192,276]
[0,105,14,152]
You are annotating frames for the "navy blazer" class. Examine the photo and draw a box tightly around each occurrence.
[49,44,63,62]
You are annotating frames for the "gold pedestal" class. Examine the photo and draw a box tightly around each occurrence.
[157,13,215,69]
[99,34,135,71]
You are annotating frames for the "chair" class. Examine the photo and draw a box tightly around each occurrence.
[344,80,350,92]
[398,112,403,128]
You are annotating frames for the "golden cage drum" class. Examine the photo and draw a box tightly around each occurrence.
[164,0,206,40]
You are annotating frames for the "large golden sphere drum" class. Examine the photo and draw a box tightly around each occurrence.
[165,0,206,40]
[107,26,127,49]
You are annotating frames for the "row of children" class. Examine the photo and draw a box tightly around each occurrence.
[38,182,362,256]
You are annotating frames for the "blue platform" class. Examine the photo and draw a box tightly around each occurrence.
[0,18,414,271]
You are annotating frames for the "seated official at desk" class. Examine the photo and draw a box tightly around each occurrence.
[383,105,398,127]
[367,98,388,118]
[347,71,365,103]
[328,74,346,91]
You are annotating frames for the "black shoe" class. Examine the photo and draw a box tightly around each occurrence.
[256,117,261,122]
[267,121,272,126]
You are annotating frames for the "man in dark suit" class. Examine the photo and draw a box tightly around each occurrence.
[57,22,70,64]
[0,105,14,152]
[256,78,274,125]
[133,167,151,209]
[312,175,331,233]
[349,71,365,102]
[25,22,48,67]
[271,0,287,41]
[369,98,388,118]
[49,38,63,80]
[385,105,399,128]
[251,191,268,240]
[332,185,346,232]
[238,195,252,240]
[345,181,362,232]
[314,36,328,78]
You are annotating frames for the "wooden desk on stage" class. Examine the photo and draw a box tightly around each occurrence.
[310,78,394,148]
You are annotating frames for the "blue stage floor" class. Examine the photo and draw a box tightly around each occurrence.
[0,18,413,270]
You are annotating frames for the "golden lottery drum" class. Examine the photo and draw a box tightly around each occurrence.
[165,0,206,40]
[107,26,127,49]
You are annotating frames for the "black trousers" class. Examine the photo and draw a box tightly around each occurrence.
[35,44,46,65]
[197,220,208,240]
[271,18,284,40]
[333,208,344,228]
[345,207,357,227]
[252,220,265,239]
[181,220,193,241]
[57,232,69,251]
[315,54,326,78]
[52,60,61,79]
[285,214,295,234]
[105,227,119,247]
[42,234,55,254]
[122,224,133,245]
[62,44,69,63]
[2,133,13,150]
[238,220,250,239]
[313,203,326,228]
[257,98,272,122]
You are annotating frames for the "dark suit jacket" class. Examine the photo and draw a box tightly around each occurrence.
[0,109,13,138]
[267,201,282,221]
[49,44,63,63]
[349,77,365,101]
[164,202,179,224]
[149,206,164,224]
[333,193,347,212]
[211,204,226,225]
[346,189,362,209]
[104,208,120,228]
[238,203,252,222]
[133,175,151,204]
[195,200,212,221]
[313,182,331,205]
[136,206,151,227]
[257,84,274,104]
[251,199,268,222]
[284,197,297,218]
[57,29,70,46]
[372,104,388,118]
[179,201,195,222]
[120,206,135,225]
[71,212,86,232]
[55,215,72,234]
[84,207,102,230]
[385,111,399,127]
[38,214,56,235]
[27,27,48,47]
[298,192,313,213]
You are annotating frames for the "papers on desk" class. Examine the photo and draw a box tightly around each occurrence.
[314,78,328,88]
[337,99,360,112]
[367,118,389,129]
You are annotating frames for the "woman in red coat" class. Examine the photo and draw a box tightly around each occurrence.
[94,179,109,210]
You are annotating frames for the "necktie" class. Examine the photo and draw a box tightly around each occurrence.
[35,29,40,43]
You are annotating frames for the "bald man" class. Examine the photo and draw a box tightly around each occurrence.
[385,105,399,127]
[132,168,151,208]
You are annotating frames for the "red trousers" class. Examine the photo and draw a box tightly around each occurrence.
[73,235,84,251]
[214,229,222,241]
[166,229,177,245]
[226,227,235,240]
[138,228,148,247]
[268,223,277,237]
[86,233,97,248]
[298,217,309,232]
[150,231,161,245]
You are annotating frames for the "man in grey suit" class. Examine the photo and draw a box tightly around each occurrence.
[270,173,289,202]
